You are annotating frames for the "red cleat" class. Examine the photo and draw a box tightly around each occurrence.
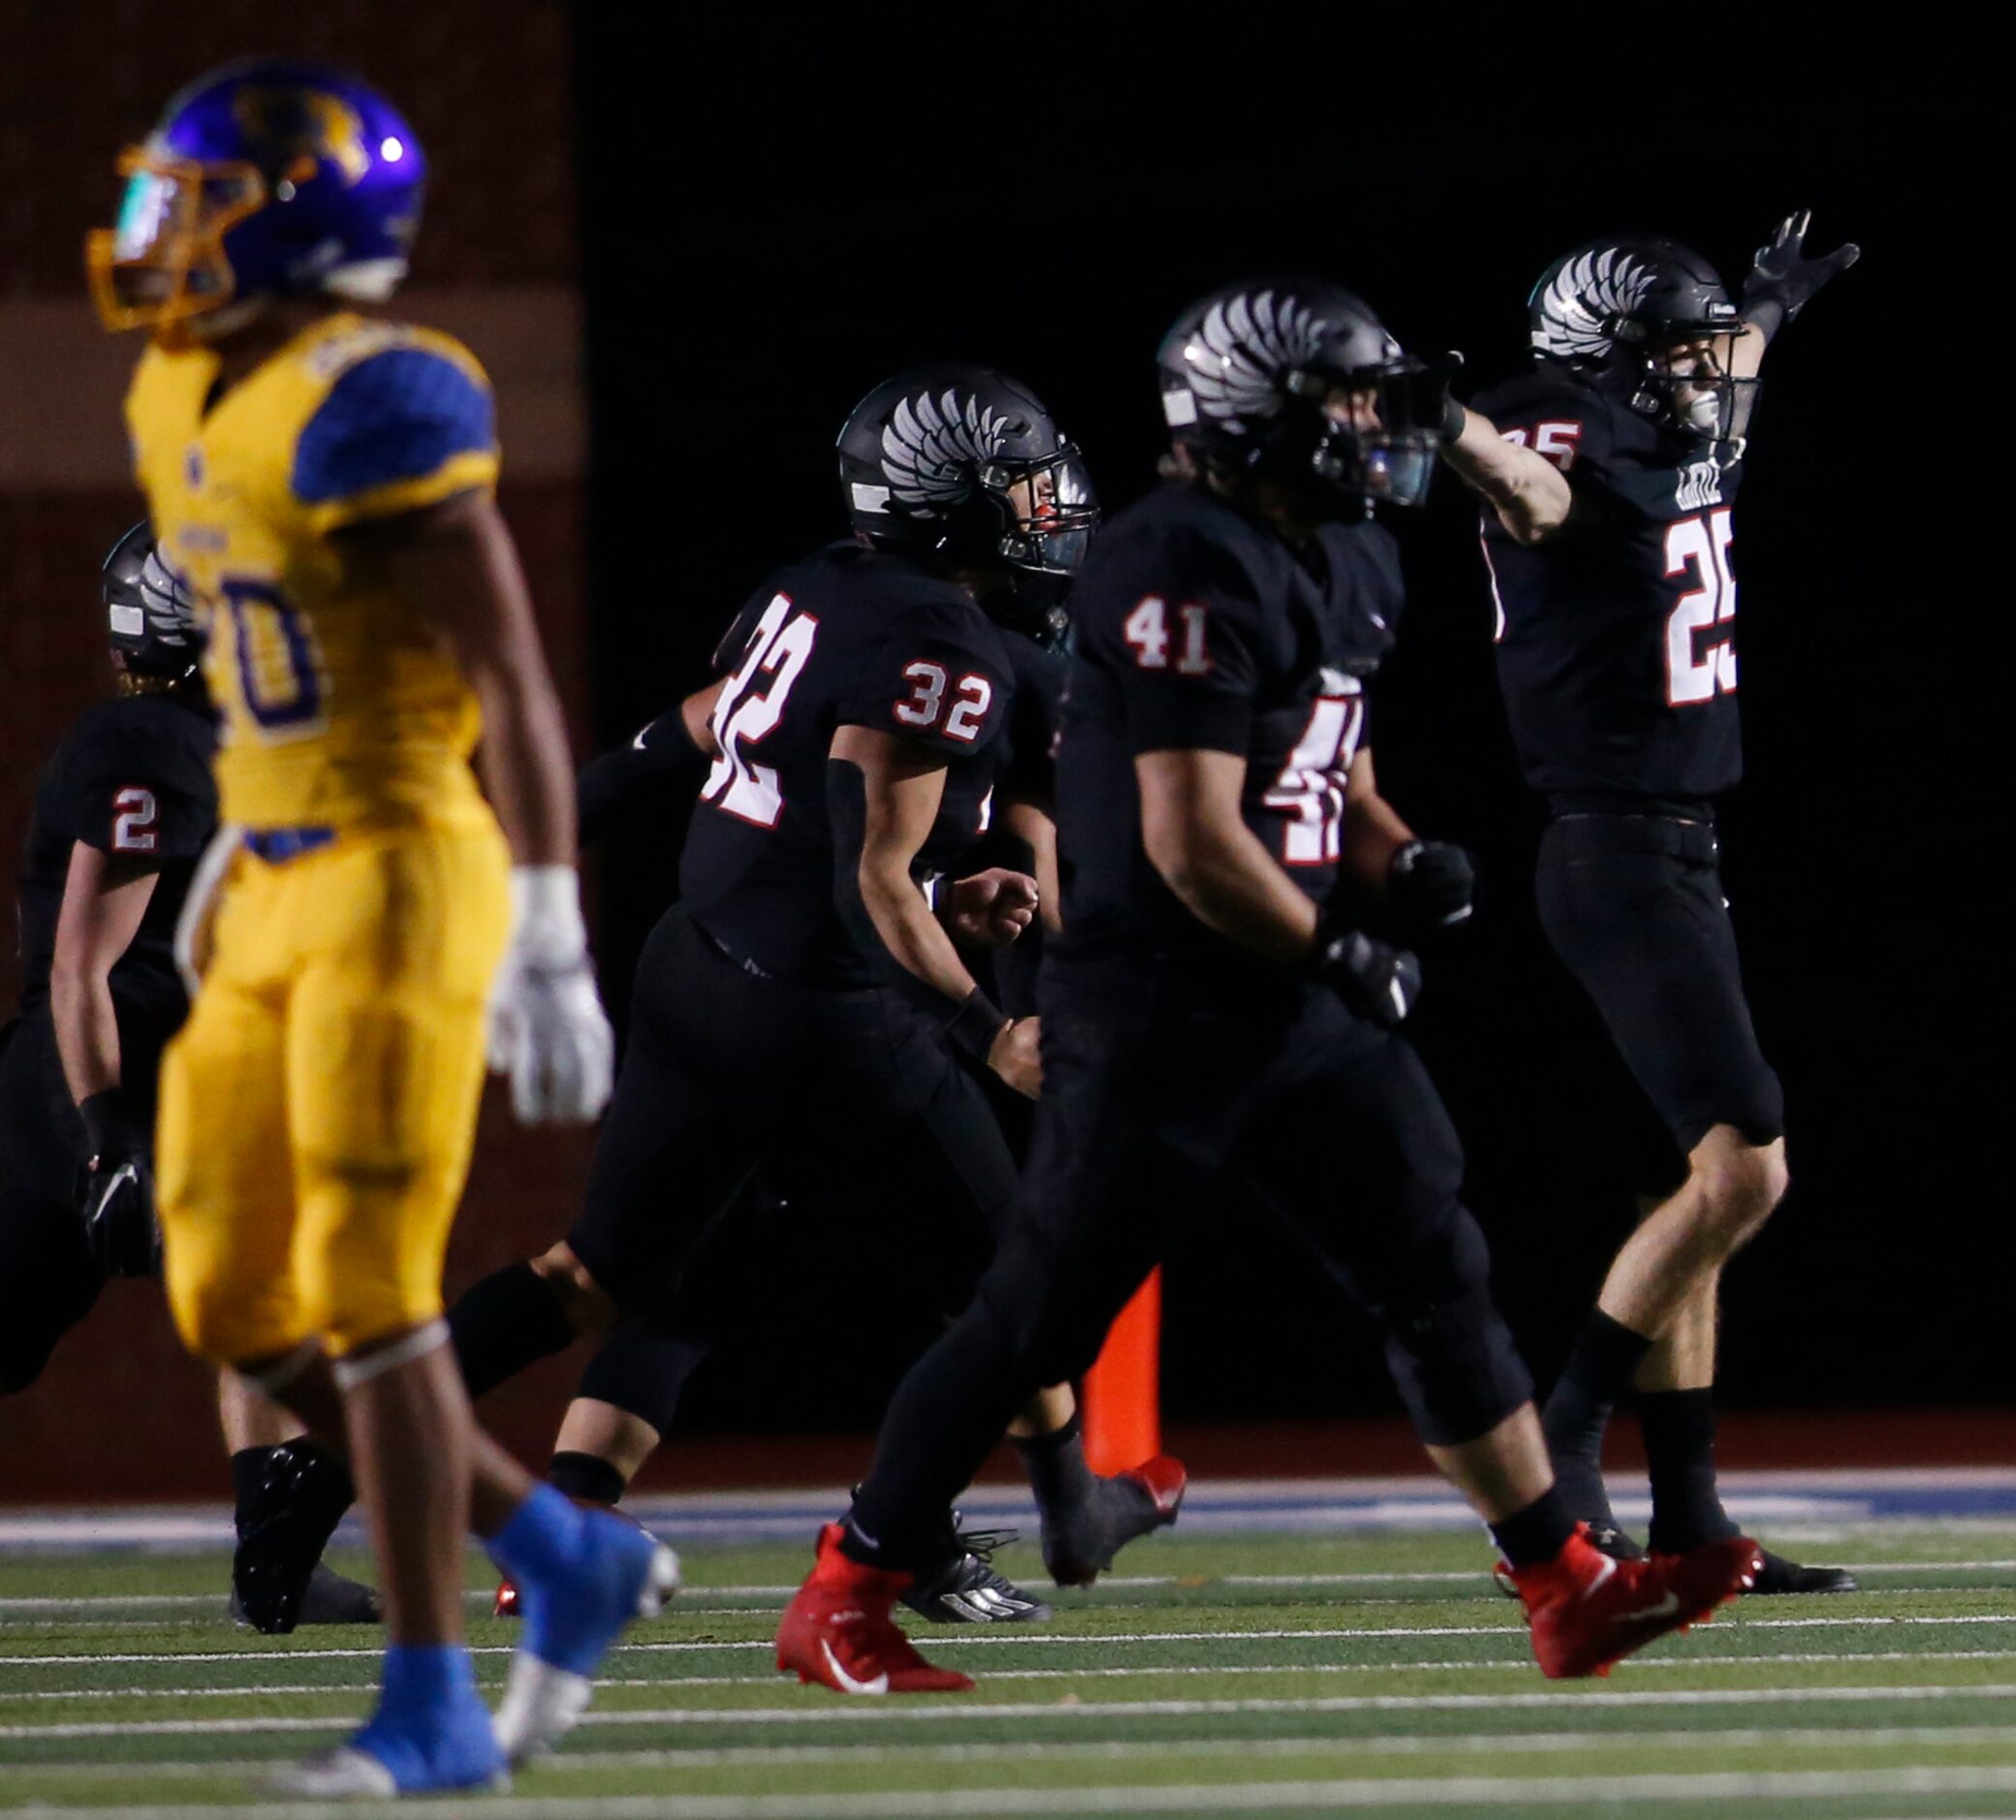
[1508,1524,1761,1679]
[493,1577,520,1618]
[775,1523,974,1695]
[1042,1454,1188,1587]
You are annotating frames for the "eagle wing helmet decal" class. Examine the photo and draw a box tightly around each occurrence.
[1534,248,1656,359]
[880,388,1017,507]
[1183,289,1332,423]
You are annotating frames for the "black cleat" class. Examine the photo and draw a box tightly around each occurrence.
[1041,1455,1187,1587]
[1582,1521,1649,1562]
[233,1562,380,1629]
[231,1440,362,1636]
[900,1523,1052,1624]
[1745,1548,1858,1595]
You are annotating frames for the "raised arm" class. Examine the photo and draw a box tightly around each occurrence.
[1439,405,1577,546]
[576,679,723,847]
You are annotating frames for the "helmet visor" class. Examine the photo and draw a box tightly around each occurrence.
[1304,361,1450,509]
[85,145,265,333]
[1647,330,1759,444]
[989,448,1100,577]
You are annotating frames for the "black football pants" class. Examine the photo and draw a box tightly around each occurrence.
[0,1017,104,1393]
[848,955,1534,1564]
[563,907,1020,1331]
[1536,813,1784,1157]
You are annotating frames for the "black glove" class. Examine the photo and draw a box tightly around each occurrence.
[1310,922,1422,1029]
[1742,208,1859,344]
[78,1089,161,1278]
[1432,351,1467,446]
[1387,839,1475,929]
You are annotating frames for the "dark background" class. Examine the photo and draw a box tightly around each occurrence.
[569,29,2004,1428]
[0,13,1999,1498]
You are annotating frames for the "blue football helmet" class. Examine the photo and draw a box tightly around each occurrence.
[88,58,425,338]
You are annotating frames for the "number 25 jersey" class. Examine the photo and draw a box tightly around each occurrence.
[124,310,501,833]
[678,542,1013,986]
[1476,367,1746,812]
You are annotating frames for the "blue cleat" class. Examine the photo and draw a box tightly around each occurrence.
[269,1644,507,1797]
[488,1487,679,1763]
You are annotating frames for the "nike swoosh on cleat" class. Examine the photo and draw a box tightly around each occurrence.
[1625,1590,1681,1622]
[820,1639,889,1696]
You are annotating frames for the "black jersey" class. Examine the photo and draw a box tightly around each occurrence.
[997,635,1066,809]
[1476,366,1747,812]
[13,692,217,1065]
[677,542,1015,985]
[1055,482,1401,972]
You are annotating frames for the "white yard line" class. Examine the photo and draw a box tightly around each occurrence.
[9,1666,2016,1739]
[28,1766,2016,1820]
[15,1724,2016,1781]
[7,1559,2010,1612]
[4,1611,2011,1669]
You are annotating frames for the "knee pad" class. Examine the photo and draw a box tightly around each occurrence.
[1376,1204,1533,1447]
[578,1320,711,1434]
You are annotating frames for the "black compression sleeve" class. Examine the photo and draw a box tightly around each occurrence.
[825,757,1008,1055]
[576,714,709,847]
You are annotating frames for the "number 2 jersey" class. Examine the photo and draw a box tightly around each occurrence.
[677,542,1021,987]
[1055,481,1400,974]
[123,310,502,835]
[1475,365,1746,813]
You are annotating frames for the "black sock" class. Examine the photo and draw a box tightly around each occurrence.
[1541,1311,1654,1522]
[447,1261,576,1399]
[849,1307,1029,1570]
[548,1450,627,1507]
[1489,1487,1578,1571]
[1014,1411,1094,1518]
[1639,1388,1738,1553]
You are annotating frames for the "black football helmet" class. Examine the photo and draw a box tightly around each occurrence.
[103,521,201,680]
[1528,237,1755,444]
[1156,280,1450,517]
[838,364,1096,639]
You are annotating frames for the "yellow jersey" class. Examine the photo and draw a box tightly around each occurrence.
[125,310,501,832]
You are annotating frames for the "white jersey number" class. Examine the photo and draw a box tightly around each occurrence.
[704,593,820,828]
[1263,673,1366,866]
[1663,509,1738,706]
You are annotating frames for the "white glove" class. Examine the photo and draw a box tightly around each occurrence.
[488,866,614,1125]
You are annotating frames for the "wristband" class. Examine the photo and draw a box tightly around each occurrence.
[509,864,588,967]
[1438,392,1468,447]
[943,988,1010,1064]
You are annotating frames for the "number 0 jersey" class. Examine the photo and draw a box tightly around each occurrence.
[123,311,501,833]
[1476,367,1747,813]
[1055,482,1401,971]
[678,542,1016,986]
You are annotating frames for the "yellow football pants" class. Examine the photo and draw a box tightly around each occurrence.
[157,819,511,1365]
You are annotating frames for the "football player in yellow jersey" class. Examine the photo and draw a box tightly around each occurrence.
[90,58,677,1796]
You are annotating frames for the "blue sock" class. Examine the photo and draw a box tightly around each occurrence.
[488,1482,584,1585]
[376,1642,481,1720]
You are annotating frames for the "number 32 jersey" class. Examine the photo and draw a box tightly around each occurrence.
[1475,368,1746,812]
[124,311,501,833]
[1055,482,1401,969]
[678,542,1014,985]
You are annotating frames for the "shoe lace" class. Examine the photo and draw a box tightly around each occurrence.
[948,1516,1020,1563]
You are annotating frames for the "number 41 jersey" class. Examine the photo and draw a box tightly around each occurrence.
[1475,367,1746,812]
[678,542,1014,986]
[1055,482,1400,973]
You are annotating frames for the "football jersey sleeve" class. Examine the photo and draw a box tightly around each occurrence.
[64,722,216,863]
[288,338,500,534]
[1088,526,1267,757]
[839,601,1011,759]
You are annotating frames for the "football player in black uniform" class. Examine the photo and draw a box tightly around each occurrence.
[443,366,1183,1621]
[775,282,1764,1697]
[1438,215,1857,1591]
[0,525,374,1628]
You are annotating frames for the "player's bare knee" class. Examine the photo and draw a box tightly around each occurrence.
[532,1241,617,1332]
[1688,1140,1786,1254]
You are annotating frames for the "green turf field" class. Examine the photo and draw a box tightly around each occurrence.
[1,1523,2012,1817]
